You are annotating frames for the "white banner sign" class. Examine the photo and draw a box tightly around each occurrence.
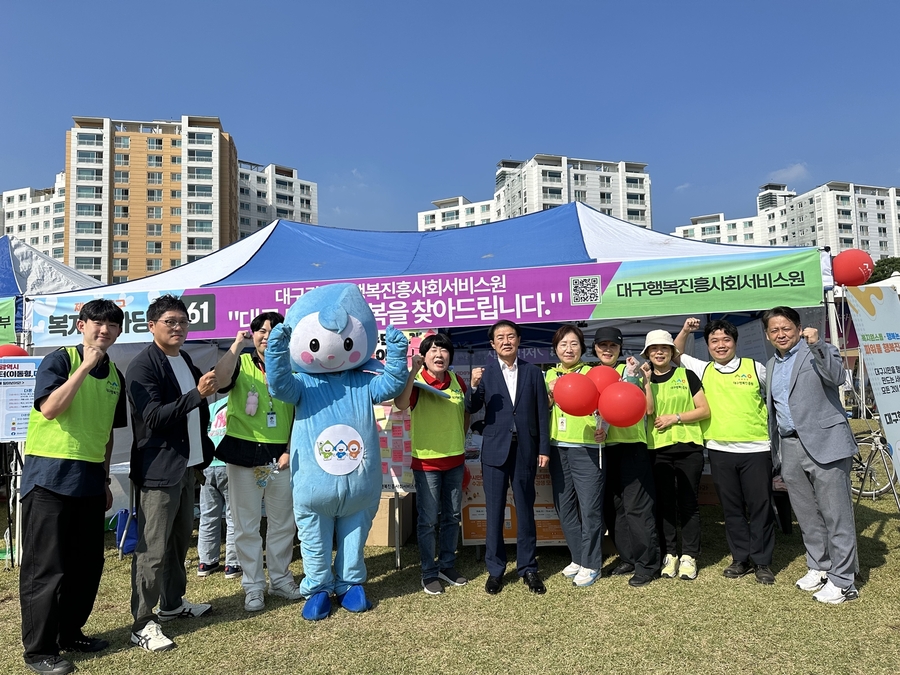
[846,285,900,458]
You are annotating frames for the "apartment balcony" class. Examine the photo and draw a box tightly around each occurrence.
[75,156,103,165]
[276,197,293,206]
[628,215,647,223]
[542,176,562,184]
[77,139,104,147]
[598,198,612,205]
[542,193,563,201]
[187,192,213,199]
[627,199,646,206]
[572,180,587,187]
[187,206,213,216]
[187,243,213,252]
[188,138,213,146]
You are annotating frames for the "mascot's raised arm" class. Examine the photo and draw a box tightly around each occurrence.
[265,283,408,621]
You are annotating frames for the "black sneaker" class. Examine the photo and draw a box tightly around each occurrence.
[438,567,468,586]
[723,560,753,579]
[628,573,656,588]
[59,633,110,652]
[24,656,75,675]
[422,577,444,595]
[611,561,636,576]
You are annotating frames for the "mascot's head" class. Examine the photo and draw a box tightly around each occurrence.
[284,283,377,374]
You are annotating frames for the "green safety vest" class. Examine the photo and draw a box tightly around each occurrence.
[700,359,768,442]
[648,367,704,450]
[546,363,598,446]
[26,347,120,463]
[410,370,465,460]
[605,363,647,445]
[224,353,293,444]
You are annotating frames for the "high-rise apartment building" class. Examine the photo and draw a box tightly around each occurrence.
[1,115,321,284]
[64,115,238,282]
[1,173,67,252]
[237,161,318,238]
[417,154,652,231]
[675,181,900,260]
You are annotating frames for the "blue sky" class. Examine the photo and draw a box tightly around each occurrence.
[2,1,898,234]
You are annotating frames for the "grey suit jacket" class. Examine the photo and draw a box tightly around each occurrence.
[766,339,856,466]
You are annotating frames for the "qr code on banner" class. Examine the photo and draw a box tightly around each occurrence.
[570,276,601,305]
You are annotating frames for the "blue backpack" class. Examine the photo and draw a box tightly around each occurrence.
[113,508,138,554]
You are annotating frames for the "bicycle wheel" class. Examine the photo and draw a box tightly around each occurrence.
[851,439,898,498]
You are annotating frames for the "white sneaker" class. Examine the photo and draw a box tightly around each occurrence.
[678,555,698,580]
[562,562,581,578]
[269,581,303,601]
[157,599,212,622]
[795,569,827,592]
[131,620,175,652]
[573,567,601,587]
[245,589,265,611]
[813,579,859,604]
[661,554,679,578]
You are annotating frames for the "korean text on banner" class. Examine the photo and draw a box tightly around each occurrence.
[846,285,900,458]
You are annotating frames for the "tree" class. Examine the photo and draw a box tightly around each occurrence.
[869,256,900,283]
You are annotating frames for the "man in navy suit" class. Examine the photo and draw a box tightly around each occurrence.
[466,320,550,594]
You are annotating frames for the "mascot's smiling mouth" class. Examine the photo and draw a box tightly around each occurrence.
[320,360,346,370]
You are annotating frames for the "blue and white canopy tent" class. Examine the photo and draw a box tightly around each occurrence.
[28,203,831,351]
[0,235,98,345]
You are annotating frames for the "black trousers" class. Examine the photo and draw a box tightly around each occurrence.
[603,443,660,576]
[708,449,775,565]
[482,441,538,578]
[20,486,106,663]
[653,446,704,558]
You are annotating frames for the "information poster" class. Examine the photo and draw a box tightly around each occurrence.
[0,357,41,441]
[461,460,565,546]
[377,403,414,491]
[846,285,900,458]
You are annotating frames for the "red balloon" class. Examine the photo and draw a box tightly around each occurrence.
[553,372,599,417]
[587,365,621,395]
[598,381,646,428]
[0,344,28,357]
[833,248,874,286]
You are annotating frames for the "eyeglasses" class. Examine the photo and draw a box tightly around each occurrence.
[157,319,191,329]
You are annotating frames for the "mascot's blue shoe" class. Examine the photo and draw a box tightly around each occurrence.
[301,591,332,621]
[338,585,372,613]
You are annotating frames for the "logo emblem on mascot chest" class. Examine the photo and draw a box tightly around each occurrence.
[315,424,364,475]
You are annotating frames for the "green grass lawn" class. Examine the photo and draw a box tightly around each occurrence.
[2,495,899,674]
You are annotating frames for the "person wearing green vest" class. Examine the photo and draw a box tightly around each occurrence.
[213,312,299,613]
[675,318,775,585]
[592,327,660,588]
[545,325,605,587]
[395,333,469,595]
[643,329,710,581]
[20,299,126,675]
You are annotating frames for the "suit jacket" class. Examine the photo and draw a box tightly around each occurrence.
[127,343,214,487]
[766,339,856,466]
[465,356,550,468]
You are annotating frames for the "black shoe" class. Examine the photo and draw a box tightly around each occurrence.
[723,560,753,579]
[755,565,776,585]
[60,634,110,653]
[522,571,546,594]
[628,573,658,588]
[24,656,75,675]
[484,575,503,595]
[611,561,636,576]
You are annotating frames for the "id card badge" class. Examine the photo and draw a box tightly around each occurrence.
[266,412,278,428]
[557,416,567,432]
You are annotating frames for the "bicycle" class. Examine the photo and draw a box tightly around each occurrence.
[851,430,897,499]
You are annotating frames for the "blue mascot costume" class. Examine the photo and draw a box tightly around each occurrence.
[266,283,408,620]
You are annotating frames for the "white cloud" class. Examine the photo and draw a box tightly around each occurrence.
[674,182,691,192]
[767,162,810,184]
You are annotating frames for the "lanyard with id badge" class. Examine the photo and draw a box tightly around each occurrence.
[246,366,278,429]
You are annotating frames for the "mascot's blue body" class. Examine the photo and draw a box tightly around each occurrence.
[266,283,408,620]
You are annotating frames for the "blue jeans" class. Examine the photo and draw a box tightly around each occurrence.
[198,465,237,566]
[413,464,464,580]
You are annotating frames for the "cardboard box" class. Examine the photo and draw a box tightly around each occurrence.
[697,474,720,506]
[365,492,413,547]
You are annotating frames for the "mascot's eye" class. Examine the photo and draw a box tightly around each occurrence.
[343,337,354,352]
[309,339,320,352]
